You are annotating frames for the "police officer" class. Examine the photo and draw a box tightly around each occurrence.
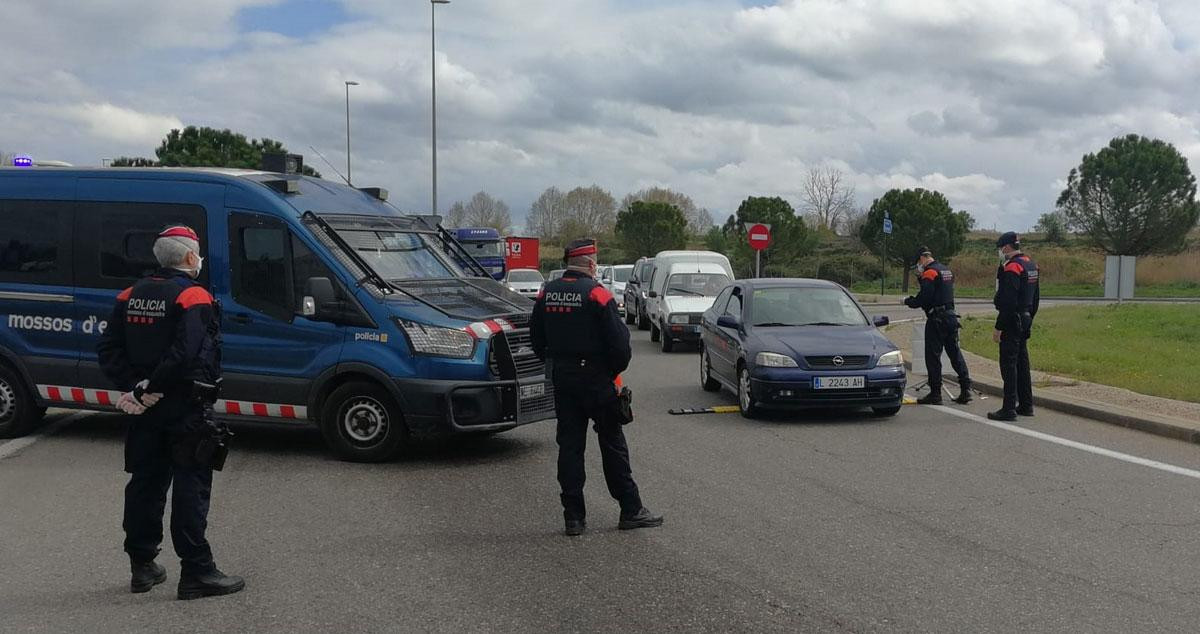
[989,231,1040,421]
[530,238,663,537]
[97,226,244,600]
[904,246,972,405]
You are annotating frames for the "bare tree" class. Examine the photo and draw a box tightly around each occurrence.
[526,187,568,240]
[446,191,512,233]
[621,186,712,235]
[564,185,617,237]
[802,166,856,232]
[842,206,870,242]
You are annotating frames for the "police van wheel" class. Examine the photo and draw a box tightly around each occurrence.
[700,345,720,392]
[0,365,40,438]
[321,382,409,463]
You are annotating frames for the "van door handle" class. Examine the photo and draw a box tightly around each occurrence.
[229,313,253,325]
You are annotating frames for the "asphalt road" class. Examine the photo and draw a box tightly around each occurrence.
[5,326,1200,632]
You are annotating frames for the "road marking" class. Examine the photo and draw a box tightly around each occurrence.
[931,405,1200,481]
[0,412,89,460]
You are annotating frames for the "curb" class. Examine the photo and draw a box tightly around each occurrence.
[904,359,1200,445]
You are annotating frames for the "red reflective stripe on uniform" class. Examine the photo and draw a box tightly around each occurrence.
[280,405,296,419]
[71,388,85,403]
[253,403,269,417]
[589,285,614,305]
[116,287,133,301]
[614,374,623,388]
[921,269,939,281]
[47,386,62,401]
[1004,262,1023,275]
[176,286,213,309]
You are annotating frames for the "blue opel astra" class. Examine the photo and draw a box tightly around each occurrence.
[698,279,906,418]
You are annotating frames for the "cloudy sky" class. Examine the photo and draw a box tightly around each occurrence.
[4,0,1200,232]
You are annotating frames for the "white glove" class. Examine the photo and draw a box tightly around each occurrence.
[116,392,147,415]
[134,380,163,407]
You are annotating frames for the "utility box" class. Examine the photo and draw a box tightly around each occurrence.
[1104,255,1136,300]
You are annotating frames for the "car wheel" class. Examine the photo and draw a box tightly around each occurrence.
[0,364,41,439]
[637,307,650,331]
[737,364,760,419]
[872,406,902,417]
[700,345,720,392]
[661,328,674,352]
[650,322,660,342]
[320,381,409,462]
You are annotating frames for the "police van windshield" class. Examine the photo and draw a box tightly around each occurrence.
[336,229,467,280]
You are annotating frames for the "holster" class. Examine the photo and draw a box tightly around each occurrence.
[189,381,232,471]
[611,386,634,426]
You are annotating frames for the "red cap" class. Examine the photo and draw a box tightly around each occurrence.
[566,242,597,258]
[158,226,199,241]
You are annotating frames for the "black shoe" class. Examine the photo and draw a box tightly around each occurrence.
[130,561,167,594]
[619,507,664,530]
[564,519,586,537]
[987,409,1018,422]
[953,387,973,404]
[177,569,245,601]
[917,392,943,405]
[1017,406,1034,417]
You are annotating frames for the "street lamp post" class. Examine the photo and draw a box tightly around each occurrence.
[345,80,359,185]
[431,0,450,214]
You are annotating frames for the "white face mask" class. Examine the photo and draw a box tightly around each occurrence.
[186,253,204,278]
[998,249,1007,262]
[915,262,925,274]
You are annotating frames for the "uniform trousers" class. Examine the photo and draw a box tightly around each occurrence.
[998,329,1033,412]
[925,313,971,391]
[551,363,642,521]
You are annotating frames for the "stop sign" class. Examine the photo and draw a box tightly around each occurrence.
[747,223,771,251]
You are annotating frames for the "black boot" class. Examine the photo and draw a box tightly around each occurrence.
[564,519,586,537]
[130,561,167,593]
[917,389,943,405]
[619,507,664,530]
[1016,405,1034,416]
[177,569,245,601]
[987,409,1018,421]
[953,382,973,404]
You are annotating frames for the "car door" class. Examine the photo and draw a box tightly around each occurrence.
[709,286,744,381]
[219,211,349,410]
[701,286,732,372]
[74,179,221,398]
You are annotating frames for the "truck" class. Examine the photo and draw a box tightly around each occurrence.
[504,236,539,272]
[454,227,506,280]
[0,164,554,462]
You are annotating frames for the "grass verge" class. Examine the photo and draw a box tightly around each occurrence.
[958,304,1200,403]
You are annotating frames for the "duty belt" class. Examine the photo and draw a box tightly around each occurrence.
[928,305,954,314]
[552,356,605,369]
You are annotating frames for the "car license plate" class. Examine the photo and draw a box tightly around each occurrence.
[813,376,865,390]
[520,383,546,399]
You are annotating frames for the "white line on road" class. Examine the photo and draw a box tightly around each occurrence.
[0,412,89,460]
[931,405,1200,481]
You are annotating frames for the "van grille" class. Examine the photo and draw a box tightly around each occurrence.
[489,328,544,378]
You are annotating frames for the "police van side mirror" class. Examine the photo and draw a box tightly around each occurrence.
[302,277,336,319]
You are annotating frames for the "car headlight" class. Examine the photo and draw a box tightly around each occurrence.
[877,350,903,367]
[756,352,798,368]
[395,319,476,359]
[669,313,689,324]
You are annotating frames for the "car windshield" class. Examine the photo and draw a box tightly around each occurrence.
[751,287,868,327]
[613,266,632,282]
[335,229,467,280]
[464,240,504,258]
[665,272,729,297]
[508,269,543,283]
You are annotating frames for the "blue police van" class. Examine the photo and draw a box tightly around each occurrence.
[0,165,554,461]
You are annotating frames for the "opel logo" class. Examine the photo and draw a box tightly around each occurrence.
[832,355,845,366]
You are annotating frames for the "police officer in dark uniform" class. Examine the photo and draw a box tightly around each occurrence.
[989,231,1040,421]
[97,226,244,600]
[530,238,663,537]
[904,246,972,405]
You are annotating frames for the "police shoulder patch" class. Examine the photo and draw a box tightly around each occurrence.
[589,284,614,305]
[177,286,213,309]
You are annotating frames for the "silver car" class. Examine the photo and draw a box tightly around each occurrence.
[504,268,545,298]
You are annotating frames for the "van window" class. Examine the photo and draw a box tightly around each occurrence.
[293,234,343,305]
[231,216,293,322]
[0,200,71,285]
[75,201,208,289]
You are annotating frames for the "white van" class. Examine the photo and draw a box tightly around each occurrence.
[644,251,734,352]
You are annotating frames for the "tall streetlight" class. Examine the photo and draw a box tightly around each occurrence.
[431,0,450,214]
[345,80,359,185]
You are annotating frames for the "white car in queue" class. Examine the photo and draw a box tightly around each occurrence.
[600,264,633,316]
[504,267,545,298]
[648,262,732,352]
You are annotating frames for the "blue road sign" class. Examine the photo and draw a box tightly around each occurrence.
[883,218,893,234]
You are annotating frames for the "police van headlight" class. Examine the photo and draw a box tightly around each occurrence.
[669,313,690,324]
[877,350,904,367]
[756,352,798,368]
[395,319,476,359]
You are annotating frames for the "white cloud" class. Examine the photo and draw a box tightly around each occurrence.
[57,103,184,147]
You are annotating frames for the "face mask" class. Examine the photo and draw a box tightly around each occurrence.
[997,249,1007,262]
[915,262,925,273]
[187,254,204,278]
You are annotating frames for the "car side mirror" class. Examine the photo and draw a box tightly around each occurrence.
[648,291,658,298]
[717,315,740,329]
[874,316,890,327]
[303,277,336,318]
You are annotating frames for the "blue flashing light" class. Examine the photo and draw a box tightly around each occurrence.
[12,155,33,167]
